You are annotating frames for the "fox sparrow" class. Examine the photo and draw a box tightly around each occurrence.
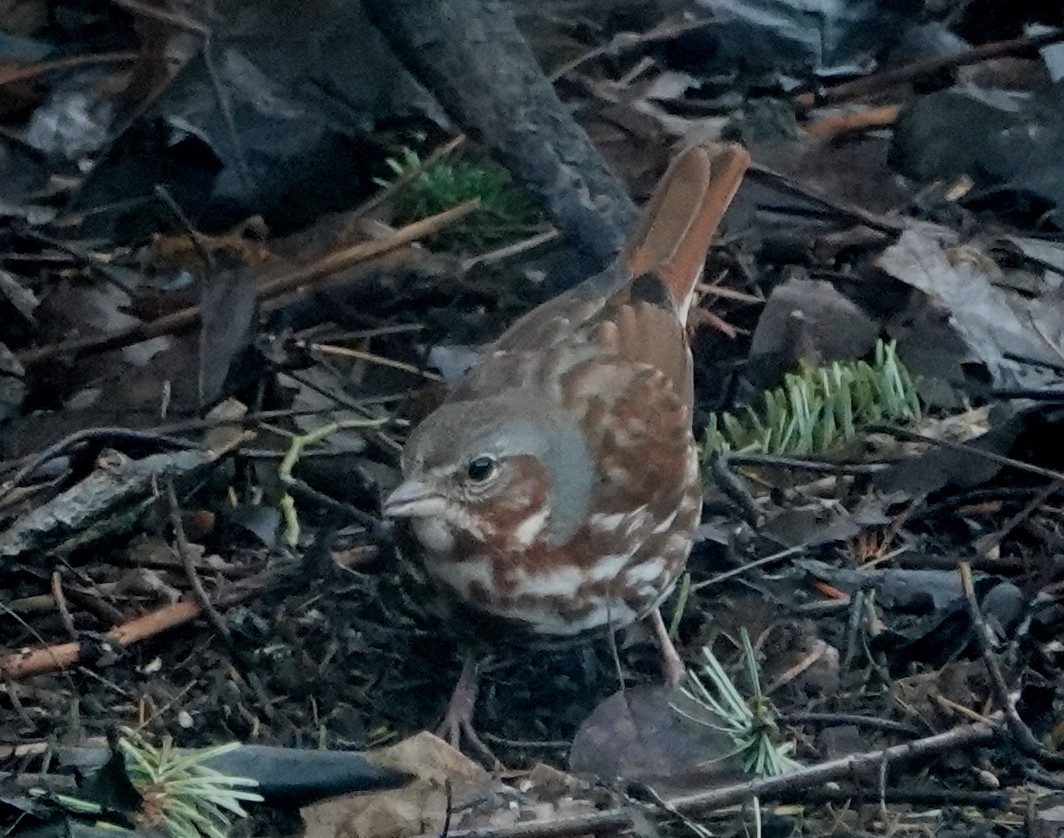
[384,142,751,754]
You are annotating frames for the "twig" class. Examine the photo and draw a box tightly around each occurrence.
[840,588,865,670]
[0,554,301,681]
[436,718,1001,838]
[667,717,1000,811]
[776,712,920,737]
[747,163,906,234]
[281,468,390,541]
[0,427,196,505]
[696,282,764,305]
[306,342,443,382]
[18,229,138,294]
[958,562,1064,768]
[257,199,478,299]
[973,479,1062,557]
[109,0,211,36]
[708,454,762,527]
[153,184,214,272]
[0,599,203,681]
[722,451,888,475]
[782,785,1007,809]
[876,425,1064,484]
[203,33,252,193]
[802,105,901,138]
[0,51,139,87]
[17,200,478,366]
[692,544,809,592]
[763,638,831,696]
[461,228,560,271]
[547,16,719,82]
[480,732,571,750]
[260,248,451,315]
[165,478,229,640]
[794,27,1064,109]
[1028,311,1064,368]
[50,572,77,641]
[1022,762,1064,790]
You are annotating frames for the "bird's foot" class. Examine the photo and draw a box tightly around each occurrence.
[437,655,502,769]
[650,607,686,686]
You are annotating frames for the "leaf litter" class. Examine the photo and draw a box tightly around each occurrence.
[2,1,1064,837]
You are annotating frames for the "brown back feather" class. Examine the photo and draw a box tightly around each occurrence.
[480,143,750,403]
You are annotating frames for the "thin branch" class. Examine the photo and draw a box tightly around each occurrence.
[795,27,1064,109]
[547,16,719,82]
[877,424,1064,484]
[165,477,230,640]
[0,427,196,505]
[0,51,139,87]
[434,717,1000,838]
[18,200,477,365]
[0,554,301,681]
[50,572,77,641]
[959,561,1064,768]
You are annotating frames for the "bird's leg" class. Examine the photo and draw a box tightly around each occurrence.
[437,654,501,768]
[650,607,686,686]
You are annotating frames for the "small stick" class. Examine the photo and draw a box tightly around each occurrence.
[748,163,906,234]
[795,27,1064,109]
[876,425,1064,484]
[165,478,229,640]
[50,572,77,641]
[462,228,560,271]
[802,105,901,138]
[959,561,1064,768]
[110,0,210,34]
[0,551,302,681]
[548,17,719,82]
[692,543,809,591]
[0,599,203,681]
[722,451,887,475]
[433,717,1000,838]
[776,712,920,737]
[0,427,196,504]
[306,342,443,381]
[17,200,478,366]
[0,51,139,87]
[257,199,478,299]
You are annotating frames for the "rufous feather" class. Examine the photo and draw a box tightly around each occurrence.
[623,143,751,321]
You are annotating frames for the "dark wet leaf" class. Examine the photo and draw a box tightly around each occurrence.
[570,684,743,789]
[872,404,1027,494]
[223,504,282,548]
[878,229,1064,390]
[198,267,258,407]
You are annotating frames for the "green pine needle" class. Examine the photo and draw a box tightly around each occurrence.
[704,339,920,459]
[676,629,800,778]
[376,147,547,250]
[120,731,262,838]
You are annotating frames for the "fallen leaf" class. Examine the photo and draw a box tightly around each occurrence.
[877,228,1064,388]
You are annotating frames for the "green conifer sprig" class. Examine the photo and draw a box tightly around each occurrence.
[377,147,546,249]
[120,732,262,838]
[676,629,800,778]
[704,339,920,458]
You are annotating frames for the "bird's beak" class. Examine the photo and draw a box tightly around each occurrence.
[383,479,447,518]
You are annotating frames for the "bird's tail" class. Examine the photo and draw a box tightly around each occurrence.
[623,143,751,321]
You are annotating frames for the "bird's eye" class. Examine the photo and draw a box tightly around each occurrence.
[466,455,497,483]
